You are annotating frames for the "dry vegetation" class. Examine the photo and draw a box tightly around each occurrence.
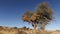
[0,26,60,34]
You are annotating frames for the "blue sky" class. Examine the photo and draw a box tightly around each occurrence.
[0,0,60,30]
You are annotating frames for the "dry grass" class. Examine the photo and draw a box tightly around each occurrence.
[0,26,60,34]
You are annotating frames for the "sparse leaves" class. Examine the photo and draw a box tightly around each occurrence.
[22,2,53,30]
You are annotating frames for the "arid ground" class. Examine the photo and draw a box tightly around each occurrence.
[0,26,60,34]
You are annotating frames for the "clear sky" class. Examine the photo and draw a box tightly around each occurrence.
[0,0,60,30]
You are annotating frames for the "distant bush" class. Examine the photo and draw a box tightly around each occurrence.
[21,26,30,30]
[0,26,3,30]
[56,30,60,31]
[13,27,18,29]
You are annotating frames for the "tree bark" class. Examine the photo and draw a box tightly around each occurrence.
[34,24,36,34]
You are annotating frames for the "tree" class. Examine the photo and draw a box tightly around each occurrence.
[22,11,38,34]
[35,2,53,30]
[22,2,53,31]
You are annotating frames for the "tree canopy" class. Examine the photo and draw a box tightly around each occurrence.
[22,2,53,30]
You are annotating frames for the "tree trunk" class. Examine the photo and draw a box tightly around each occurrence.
[34,24,36,34]
[40,24,45,30]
